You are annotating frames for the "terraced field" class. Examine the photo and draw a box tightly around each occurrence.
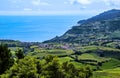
[28,49,74,58]
[93,68,120,78]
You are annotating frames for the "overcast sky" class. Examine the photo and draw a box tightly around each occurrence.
[0,0,120,15]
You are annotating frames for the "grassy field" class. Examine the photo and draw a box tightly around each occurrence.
[28,49,74,58]
[93,68,120,78]
[101,58,120,69]
[71,53,110,66]
[80,46,120,53]
[77,53,110,62]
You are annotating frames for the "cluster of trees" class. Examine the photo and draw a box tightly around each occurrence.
[0,44,92,78]
[0,44,24,75]
[0,44,14,74]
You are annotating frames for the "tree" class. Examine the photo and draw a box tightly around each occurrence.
[0,55,93,78]
[41,55,64,78]
[0,44,14,74]
[44,55,55,63]
[99,53,104,57]
[15,49,24,59]
[84,66,93,78]
[6,56,39,78]
[75,55,79,61]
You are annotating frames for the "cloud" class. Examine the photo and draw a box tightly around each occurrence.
[10,0,23,3]
[31,0,40,6]
[31,0,50,6]
[23,8,32,11]
[102,0,120,6]
[64,1,68,4]
[68,0,91,5]
[12,0,17,3]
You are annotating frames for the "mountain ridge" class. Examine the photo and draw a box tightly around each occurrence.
[44,9,120,44]
[78,9,120,24]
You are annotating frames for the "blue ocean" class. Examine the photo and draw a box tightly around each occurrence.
[0,15,89,42]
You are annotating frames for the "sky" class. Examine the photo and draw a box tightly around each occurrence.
[0,0,120,15]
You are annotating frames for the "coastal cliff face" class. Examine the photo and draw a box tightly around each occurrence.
[44,9,120,44]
